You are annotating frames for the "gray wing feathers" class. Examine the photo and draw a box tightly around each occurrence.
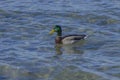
[62,35,86,44]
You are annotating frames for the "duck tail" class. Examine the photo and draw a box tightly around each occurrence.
[85,30,94,39]
[84,35,88,39]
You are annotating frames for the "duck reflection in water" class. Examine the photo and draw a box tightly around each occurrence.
[55,40,85,55]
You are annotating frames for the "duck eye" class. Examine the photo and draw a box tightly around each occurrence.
[54,27,59,31]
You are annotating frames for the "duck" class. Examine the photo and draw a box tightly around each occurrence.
[49,25,86,44]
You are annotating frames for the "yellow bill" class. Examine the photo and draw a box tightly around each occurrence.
[49,29,55,35]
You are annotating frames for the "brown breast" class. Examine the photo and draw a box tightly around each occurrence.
[55,36,62,44]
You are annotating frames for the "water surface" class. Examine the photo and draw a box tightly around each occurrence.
[0,0,120,80]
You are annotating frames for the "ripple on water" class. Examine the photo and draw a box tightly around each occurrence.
[0,0,120,80]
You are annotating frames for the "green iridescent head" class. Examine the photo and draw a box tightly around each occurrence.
[49,25,62,36]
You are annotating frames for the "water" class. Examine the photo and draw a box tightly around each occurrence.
[0,0,120,80]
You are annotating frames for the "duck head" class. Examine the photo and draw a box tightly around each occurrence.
[49,25,62,36]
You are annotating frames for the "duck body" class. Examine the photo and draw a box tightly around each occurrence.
[50,25,86,44]
[62,34,86,44]
[55,34,86,44]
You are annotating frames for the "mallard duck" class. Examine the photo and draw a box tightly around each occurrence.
[49,25,86,44]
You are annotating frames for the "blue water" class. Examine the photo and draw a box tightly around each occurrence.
[0,0,120,80]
